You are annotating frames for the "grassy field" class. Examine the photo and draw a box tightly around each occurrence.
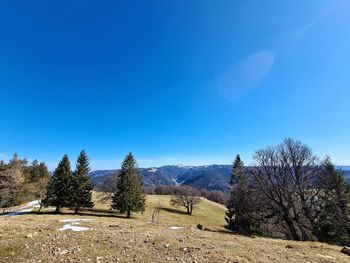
[93,192,227,230]
[0,193,348,262]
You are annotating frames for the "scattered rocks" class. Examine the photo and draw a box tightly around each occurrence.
[51,247,81,255]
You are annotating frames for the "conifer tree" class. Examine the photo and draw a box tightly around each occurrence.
[72,150,94,213]
[111,153,145,218]
[318,158,350,243]
[43,154,73,213]
[226,155,255,233]
[229,154,244,186]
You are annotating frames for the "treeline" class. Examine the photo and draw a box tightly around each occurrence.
[226,138,350,244]
[0,155,50,208]
[145,185,228,205]
[0,150,146,218]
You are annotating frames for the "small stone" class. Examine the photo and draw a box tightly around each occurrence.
[341,246,350,256]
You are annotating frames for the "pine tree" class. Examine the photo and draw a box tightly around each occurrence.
[72,150,94,213]
[318,158,350,243]
[229,154,244,186]
[226,155,244,229]
[226,155,255,233]
[111,153,145,218]
[43,154,73,213]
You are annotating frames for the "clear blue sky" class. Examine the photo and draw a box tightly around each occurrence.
[0,1,349,170]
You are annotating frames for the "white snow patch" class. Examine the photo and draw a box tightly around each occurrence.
[148,168,158,173]
[57,218,93,231]
[23,200,41,208]
[58,225,91,232]
[3,200,41,217]
[170,226,185,230]
[59,219,92,223]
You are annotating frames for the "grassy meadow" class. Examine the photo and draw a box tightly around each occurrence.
[0,193,348,262]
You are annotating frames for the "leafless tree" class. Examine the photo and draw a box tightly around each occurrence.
[0,156,24,208]
[251,138,327,241]
[170,186,201,215]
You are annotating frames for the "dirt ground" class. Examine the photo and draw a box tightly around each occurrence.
[0,212,349,263]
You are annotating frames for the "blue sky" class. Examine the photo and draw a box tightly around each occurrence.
[0,0,349,170]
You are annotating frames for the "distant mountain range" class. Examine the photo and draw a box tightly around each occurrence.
[90,165,350,192]
[90,164,232,192]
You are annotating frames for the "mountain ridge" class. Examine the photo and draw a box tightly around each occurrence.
[90,165,350,192]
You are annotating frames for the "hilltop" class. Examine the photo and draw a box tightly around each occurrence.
[0,194,348,262]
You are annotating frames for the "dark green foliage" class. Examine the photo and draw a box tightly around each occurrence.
[318,158,350,243]
[229,154,244,186]
[71,150,94,213]
[226,155,258,234]
[43,155,73,213]
[111,153,145,218]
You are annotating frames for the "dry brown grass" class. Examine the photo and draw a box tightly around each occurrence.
[0,194,348,263]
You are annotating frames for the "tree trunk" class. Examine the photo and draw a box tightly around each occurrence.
[283,214,300,241]
[75,207,79,214]
[38,203,42,213]
[55,205,60,214]
[126,210,131,218]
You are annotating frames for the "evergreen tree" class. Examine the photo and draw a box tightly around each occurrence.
[229,154,244,186]
[318,158,350,243]
[43,154,73,213]
[226,155,256,233]
[72,150,94,213]
[111,153,145,218]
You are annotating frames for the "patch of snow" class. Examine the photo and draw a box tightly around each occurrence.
[23,200,41,208]
[148,168,158,173]
[58,224,91,232]
[171,178,184,186]
[3,200,41,217]
[170,226,185,230]
[57,219,93,231]
[59,219,92,223]
[171,178,179,185]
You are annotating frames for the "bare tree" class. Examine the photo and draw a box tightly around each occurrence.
[250,138,350,242]
[0,155,24,208]
[170,186,201,215]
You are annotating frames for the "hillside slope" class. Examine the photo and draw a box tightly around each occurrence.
[0,195,349,262]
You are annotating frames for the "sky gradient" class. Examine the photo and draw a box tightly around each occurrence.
[0,1,349,170]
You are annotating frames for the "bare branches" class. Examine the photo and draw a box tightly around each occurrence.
[170,186,201,215]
